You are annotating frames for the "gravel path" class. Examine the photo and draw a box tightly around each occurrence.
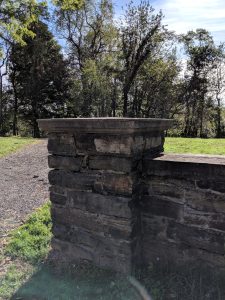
[0,140,49,237]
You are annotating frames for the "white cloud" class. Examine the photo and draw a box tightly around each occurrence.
[158,0,225,42]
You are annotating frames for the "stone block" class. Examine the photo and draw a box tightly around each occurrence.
[51,205,132,240]
[183,206,212,227]
[48,155,83,171]
[185,189,225,214]
[140,195,183,220]
[49,185,66,195]
[146,177,186,203]
[52,224,132,256]
[196,180,225,193]
[72,133,139,156]
[94,172,133,196]
[167,221,225,255]
[67,191,132,219]
[88,155,133,173]
[144,156,225,181]
[48,133,76,156]
[142,215,168,240]
[142,239,225,268]
[50,192,67,206]
[48,169,98,191]
[51,238,132,273]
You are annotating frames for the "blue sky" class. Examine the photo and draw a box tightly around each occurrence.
[113,0,225,44]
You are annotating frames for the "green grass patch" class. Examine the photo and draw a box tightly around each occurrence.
[165,137,225,155]
[5,203,52,264]
[0,263,33,299]
[0,136,37,157]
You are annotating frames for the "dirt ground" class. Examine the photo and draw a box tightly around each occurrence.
[0,140,49,237]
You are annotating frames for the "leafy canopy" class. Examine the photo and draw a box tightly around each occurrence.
[0,0,46,47]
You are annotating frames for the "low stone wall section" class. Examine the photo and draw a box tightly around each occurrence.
[142,154,225,267]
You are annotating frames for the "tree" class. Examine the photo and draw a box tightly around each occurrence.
[0,0,46,48]
[209,44,225,137]
[0,45,9,134]
[181,29,219,137]
[55,0,118,116]
[0,0,47,134]
[120,1,166,116]
[138,54,183,119]
[8,21,71,137]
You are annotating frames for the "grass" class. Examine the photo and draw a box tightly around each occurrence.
[5,203,52,264]
[0,203,52,299]
[165,137,225,155]
[0,263,33,299]
[0,136,37,157]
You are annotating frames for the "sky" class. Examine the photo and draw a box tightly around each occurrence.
[113,0,225,44]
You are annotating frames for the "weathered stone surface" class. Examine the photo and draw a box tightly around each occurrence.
[93,135,163,156]
[183,206,225,231]
[146,178,186,203]
[48,169,98,191]
[50,192,67,206]
[51,238,132,273]
[142,239,225,268]
[183,206,212,227]
[48,155,83,171]
[38,118,173,134]
[48,133,76,156]
[94,172,133,196]
[142,215,168,240]
[140,195,183,220]
[185,189,225,213]
[89,155,133,173]
[51,205,132,239]
[144,157,225,181]
[196,180,225,193]
[49,185,66,195]
[67,191,132,218]
[52,224,132,256]
[94,136,135,155]
[167,221,225,255]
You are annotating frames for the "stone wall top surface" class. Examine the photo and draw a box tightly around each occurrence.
[37,118,173,134]
[151,153,225,165]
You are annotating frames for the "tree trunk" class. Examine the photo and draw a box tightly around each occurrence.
[216,97,222,138]
[123,87,129,117]
[33,119,40,138]
[12,73,18,136]
[0,71,3,134]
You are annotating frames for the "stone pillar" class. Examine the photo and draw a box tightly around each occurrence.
[38,118,173,273]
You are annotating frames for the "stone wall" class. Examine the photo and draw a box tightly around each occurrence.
[142,154,225,268]
[38,118,173,273]
[38,118,225,273]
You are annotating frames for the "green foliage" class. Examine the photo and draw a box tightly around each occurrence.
[0,0,46,47]
[53,0,84,10]
[0,264,33,299]
[9,20,71,137]
[0,136,36,157]
[165,137,225,155]
[5,203,52,264]
[181,29,223,137]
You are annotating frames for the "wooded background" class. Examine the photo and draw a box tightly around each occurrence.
[1,0,225,138]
